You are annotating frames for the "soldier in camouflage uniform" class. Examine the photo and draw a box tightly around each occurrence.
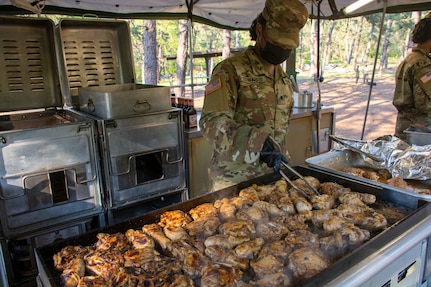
[199,0,309,191]
[393,13,431,141]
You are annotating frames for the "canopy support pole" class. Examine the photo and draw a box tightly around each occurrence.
[186,0,195,98]
[361,0,388,139]
[314,0,323,155]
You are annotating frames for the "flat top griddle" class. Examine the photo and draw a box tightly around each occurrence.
[36,166,429,287]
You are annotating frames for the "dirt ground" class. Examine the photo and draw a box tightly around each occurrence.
[193,74,398,141]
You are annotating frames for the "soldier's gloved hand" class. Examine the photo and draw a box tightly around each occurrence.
[260,136,289,173]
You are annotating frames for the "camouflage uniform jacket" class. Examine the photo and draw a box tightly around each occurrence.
[199,46,294,189]
[393,47,431,139]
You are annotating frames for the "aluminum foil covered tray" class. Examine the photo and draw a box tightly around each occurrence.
[306,150,431,201]
[36,167,430,287]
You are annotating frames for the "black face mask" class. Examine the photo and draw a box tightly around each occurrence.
[261,42,292,65]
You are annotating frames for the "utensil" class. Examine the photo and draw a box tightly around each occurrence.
[329,135,384,162]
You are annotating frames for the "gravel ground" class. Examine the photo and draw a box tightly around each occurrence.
[298,75,397,141]
[193,74,398,142]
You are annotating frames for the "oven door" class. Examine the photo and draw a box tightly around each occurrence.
[102,109,185,208]
[0,116,103,237]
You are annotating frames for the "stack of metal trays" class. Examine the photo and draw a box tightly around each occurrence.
[306,150,431,201]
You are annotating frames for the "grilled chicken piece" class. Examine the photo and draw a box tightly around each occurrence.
[189,203,218,220]
[320,232,348,259]
[339,192,376,205]
[285,229,320,250]
[125,229,155,250]
[253,200,285,217]
[274,179,288,193]
[289,176,321,196]
[256,220,289,241]
[158,210,192,227]
[163,225,190,241]
[310,209,342,223]
[276,196,296,214]
[250,255,284,279]
[288,247,329,279]
[254,273,291,287]
[205,245,249,270]
[123,247,160,268]
[184,216,221,237]
[229,196,254,209]
[142,223,171,250]
[84,249,124,279]
[200,263,243,287]
[319,182,351,198]
[344,210,388,230]
[214,198,237,220]
[162,273,196,287]
[236,205,269,222]
[234,237,265,259]
[218,219,256,237]
[337,203,369,215]
[322,215,349,232]
[310,194,336,210]
[204,234,250,249]
[340,223,371,244]
[113,267,150,287]
[78,276,109,287]
[386,177,414,191]
[239,185,260,201]
[95,232,129,252]
[275,214,309,231]
[293,196,313,213]
[257,240,292,261]
[54,245,93,271]
[60,258,86,287]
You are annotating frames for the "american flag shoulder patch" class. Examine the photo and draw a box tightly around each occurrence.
[420,70,431,84]
[205,78,222,95]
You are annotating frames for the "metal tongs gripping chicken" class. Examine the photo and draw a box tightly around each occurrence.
[265,136,320,198]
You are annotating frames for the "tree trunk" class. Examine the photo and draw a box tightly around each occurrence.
[143,20,158,85]
[322,20,335,68]
[175,19,189,97]
[310,19,318,79]
[351,17,364,71]
[378,19,392,76]
[361,21,375,82]
[222,29,231,59]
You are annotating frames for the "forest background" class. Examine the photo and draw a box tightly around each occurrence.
[47,10,430,139]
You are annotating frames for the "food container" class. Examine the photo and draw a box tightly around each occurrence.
[306,150,431,201]
[78,83,171,119]
[404,126,431,146]
[294,90,314,108]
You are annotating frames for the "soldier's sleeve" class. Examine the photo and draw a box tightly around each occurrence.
[393,62,415,112]
[414,68,431,113]
[199,61,270,164]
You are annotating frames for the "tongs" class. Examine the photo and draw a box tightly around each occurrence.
[267,136,320,198]
[279,162,320,199]
[329,135,384,163]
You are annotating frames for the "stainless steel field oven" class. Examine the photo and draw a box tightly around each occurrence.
[56,18,187,224]
[0,16,104,286]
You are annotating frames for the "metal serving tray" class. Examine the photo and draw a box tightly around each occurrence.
[306,150,431,201]
[404,126,431,146]
[36,167,431,287]
[78,83,171,119]
[56,18,135,108]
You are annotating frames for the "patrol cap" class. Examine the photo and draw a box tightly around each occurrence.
[262,0,309,48]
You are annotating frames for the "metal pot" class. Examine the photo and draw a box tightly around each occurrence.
[294,90,314,108]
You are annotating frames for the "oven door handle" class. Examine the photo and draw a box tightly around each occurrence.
[0,165,97,200]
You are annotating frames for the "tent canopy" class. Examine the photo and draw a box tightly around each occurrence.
[1,0,431,29]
